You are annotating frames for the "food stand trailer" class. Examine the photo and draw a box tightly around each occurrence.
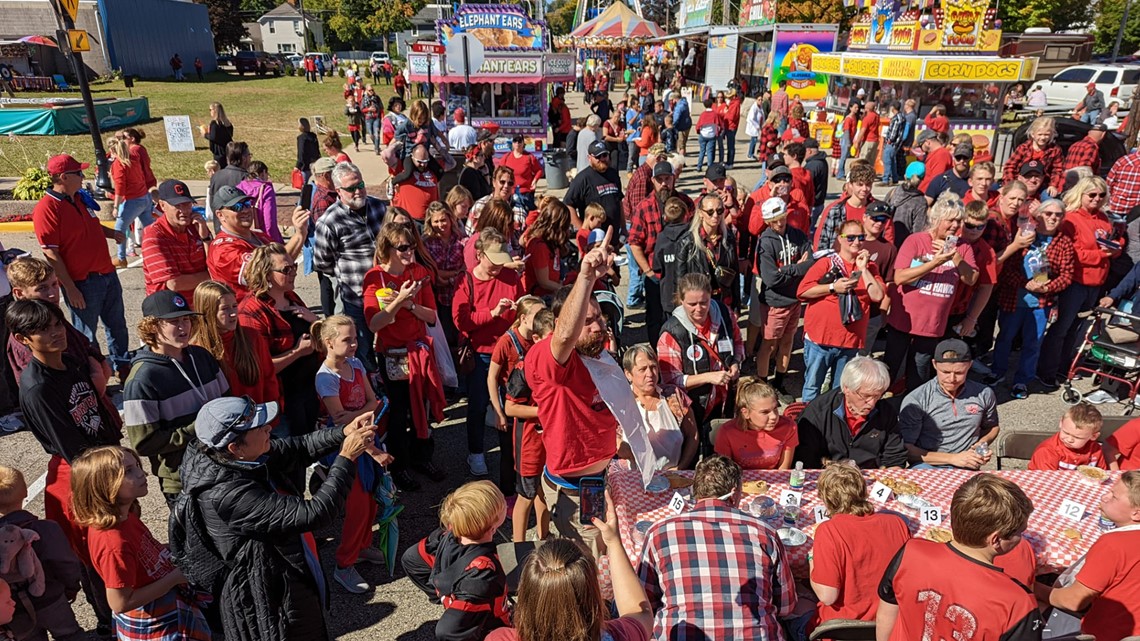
[407,4,576,156]
[811,0,1037,163]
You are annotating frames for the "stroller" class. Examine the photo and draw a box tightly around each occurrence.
[594,287,626,358]
[1061,306,1140,414]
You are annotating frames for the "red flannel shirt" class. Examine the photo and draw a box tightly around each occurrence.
[995,233,1076,312]
[33,190,115,281]
[1108,151,1140,215]
[623,162,654,221]
[140,215,207,299]
[981,212,1016,257]
[1002,142,1064,192]
[637,499,796,641]
[785,117,809,139]
[238,289,308,355]
[656,309,744,412]
[628,191,695,271]
[758,125,780,162]
[1063,136,1102,175]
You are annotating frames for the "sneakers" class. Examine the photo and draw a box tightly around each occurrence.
[1086,389,1118,405]
[333,565,369,593]
[614,254,629,267]
[357,547,386,566]
[468,453,488,477]
[1010,384,1029,400]
[414,461,447,481]
[0,412,23,434]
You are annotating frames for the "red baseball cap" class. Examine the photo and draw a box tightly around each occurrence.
[46,154,89,175]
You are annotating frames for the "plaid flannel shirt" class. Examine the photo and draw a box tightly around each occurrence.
[637,500,796,641]
[1002,142,1065,192]
[623,163,654,221]
[758,125,780,162]
[629,191,694,271]
[312,196,386,309]
[1063,136,1102,175]
[995,233,1076,312]
[424,233,466,306]
[1107,152,1140,215]
[884,113,905,146]
[238,290,309,355]
[981,214,1015,258]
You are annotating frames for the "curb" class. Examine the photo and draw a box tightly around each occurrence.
[0,220,115,233]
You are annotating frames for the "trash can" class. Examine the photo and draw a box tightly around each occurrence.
[544,149,570,190]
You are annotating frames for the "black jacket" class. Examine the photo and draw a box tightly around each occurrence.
[296,133,320,171]
[177,429,354,641]
[757,226,813,308]
[674,227,739,309]
[804,150,829,210]
[793,388,908,469]
[655,221,695,313]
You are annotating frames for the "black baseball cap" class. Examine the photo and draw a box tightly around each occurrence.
[141,290,200,320]
[953,143,974,160]
[588,140,610,157]
[705,163,727,182]
[157,179,196,206]
[867,201,894,217]
[652,161,674,178]
[1018,161,1044,177]
[933,338,972,363]
[769,166,792,181]
[215,185,253,210]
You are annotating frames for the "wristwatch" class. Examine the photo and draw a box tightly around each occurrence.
[828,283,836,294]
[409,302,417,312]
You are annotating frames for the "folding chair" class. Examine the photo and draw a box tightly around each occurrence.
[807,618,876,641]
[994,431,1052,470]
[52,74,71,90]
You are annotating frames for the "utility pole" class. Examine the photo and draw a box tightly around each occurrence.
[298,0,309,51]
[1113,0,1133,63]
[48,0,112,193]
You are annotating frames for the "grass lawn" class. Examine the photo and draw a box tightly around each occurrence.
[0,70,402,183]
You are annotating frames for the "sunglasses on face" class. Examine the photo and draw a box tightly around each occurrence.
[1087,192,1107,199]
[963,222,986,231]
[870,215,892,223]
[339,181,367,192]
[703,207,726,215]
[495,179,513,186]
[1041,209,1064,217]
[954,155,972,162]
[227,202,253,212]
[394,244,415,253]
[842,234,866,242]
[771,176,791,183]
[272,265,298,275]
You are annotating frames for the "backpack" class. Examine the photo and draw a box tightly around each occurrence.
[168,478,232,595]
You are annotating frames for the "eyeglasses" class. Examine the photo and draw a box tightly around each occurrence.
[272,265,298,275]
[841,234,866,242]
[1087,192,1107,199]
[869,215,892,223]
[702,208,726,215]
[338,181,367,192]
[963,222,987,231]
[1040,209,1064,217]
[394,244,415,253]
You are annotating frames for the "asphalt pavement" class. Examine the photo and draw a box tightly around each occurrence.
[0,88,1105,640]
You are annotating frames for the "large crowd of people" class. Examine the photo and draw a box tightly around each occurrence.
[4,72,1140,641]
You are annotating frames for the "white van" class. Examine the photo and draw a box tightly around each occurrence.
[370,51,391,65]
[304,52,334,70]
[1036,64,1140,108]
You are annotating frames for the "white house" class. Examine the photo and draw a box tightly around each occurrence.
[257,2,323,54]
[394,4,450,56]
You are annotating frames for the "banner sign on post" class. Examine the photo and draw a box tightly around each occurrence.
[163,115,195,152]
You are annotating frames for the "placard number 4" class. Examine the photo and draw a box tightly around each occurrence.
[869,481,892,504]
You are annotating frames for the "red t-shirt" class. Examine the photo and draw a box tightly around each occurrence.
[207,229,273,300]
[88,513,176,591]
[950,239,998,316]
[453,270,523,353]
[919,147,953,193]
[1077,529,1140,640]
[141,215,207,300]
[33,191,115,281]
[1108,419,1140,470]
[222,327,281,407]
[576,228,591,256]
[499,152,542,195]
[502,339,545,477]
[522,237,561,296]
[798,258,883,350]
[862,111,881,143]
[992,538,1037,588]
[713,417,798,470]
[525,335,619,476]
[811,512,911,627]
[886,232,976,338]
[791,167,815,209]
[1028,432,1107,470]
[392,170,440,220]
[491,330,531,383]
[880,540,1042,641]
[362,263,437,352]
[925,114,950,134]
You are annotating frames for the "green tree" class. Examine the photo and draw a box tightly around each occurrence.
[1093,0,1140,54]
[239,0,275,14]
[199,0,249,51]
[547,0,578,35]
[327,0,426,48]
[998,0,1093,32]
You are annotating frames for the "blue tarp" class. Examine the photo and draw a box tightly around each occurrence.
[0,97,150,135]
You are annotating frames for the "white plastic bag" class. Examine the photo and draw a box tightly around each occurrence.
[426,322,458,388]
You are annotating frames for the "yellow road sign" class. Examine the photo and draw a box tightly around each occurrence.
[67,29,90,52]
[60,0,79,22]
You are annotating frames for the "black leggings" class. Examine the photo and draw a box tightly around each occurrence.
[380,375,434,472]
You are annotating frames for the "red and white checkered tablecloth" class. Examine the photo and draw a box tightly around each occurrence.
[608,461,1118,578]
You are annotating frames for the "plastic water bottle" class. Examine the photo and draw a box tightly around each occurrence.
[1100,515,1117,531]
[975,442,990,458]
[790,461,805,491]
[783,504,800,527]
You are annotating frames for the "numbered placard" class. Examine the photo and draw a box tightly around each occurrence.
[920,506,943,526]
[813,506,830,524]
[1057,498,1085,522]
[779,489,804,507]
[869,481,893,504]
[668,491,687,515]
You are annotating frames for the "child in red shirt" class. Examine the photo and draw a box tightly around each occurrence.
[1030,403,1113,471]
[713,378,797,470]
[877,475,1042,641]
[809,463,911,633]
[504,309,555,542]
[71,446,210,640]
[488,296,546,496]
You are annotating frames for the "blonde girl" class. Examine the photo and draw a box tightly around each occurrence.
[107,135,154,264]
[193,280,279,406]
[71,446,210,640]
[713,377,798,470]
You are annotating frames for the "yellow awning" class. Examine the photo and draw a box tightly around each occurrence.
[812,52,1037,83]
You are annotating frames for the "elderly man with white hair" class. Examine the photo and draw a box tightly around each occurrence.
[577,114,602,172]
[793,356,909,469]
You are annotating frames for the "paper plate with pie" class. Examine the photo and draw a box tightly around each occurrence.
[664,472,694,489]
[882,477,923,496]
[742,480,769,495]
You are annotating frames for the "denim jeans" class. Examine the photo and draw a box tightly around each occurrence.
[836,133,852,180]
[881,143,898,183]
[626,242,645,306]
[697,135,716,172]
[1038,283,1099,383]
[802,338,857,403]
[725,129,737,166]
[747,135,758,159]
[367,118,381,153]
[342,302,377,372]
[465,353,493,454]
[66,271,130,368]
[992,306,1048,386]
[716,133,726,165]
[1080,110,1101,125]
[751,162,768,192]
[114,195,154,260]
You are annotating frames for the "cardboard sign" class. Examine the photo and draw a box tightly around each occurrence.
[162,115,195,152]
